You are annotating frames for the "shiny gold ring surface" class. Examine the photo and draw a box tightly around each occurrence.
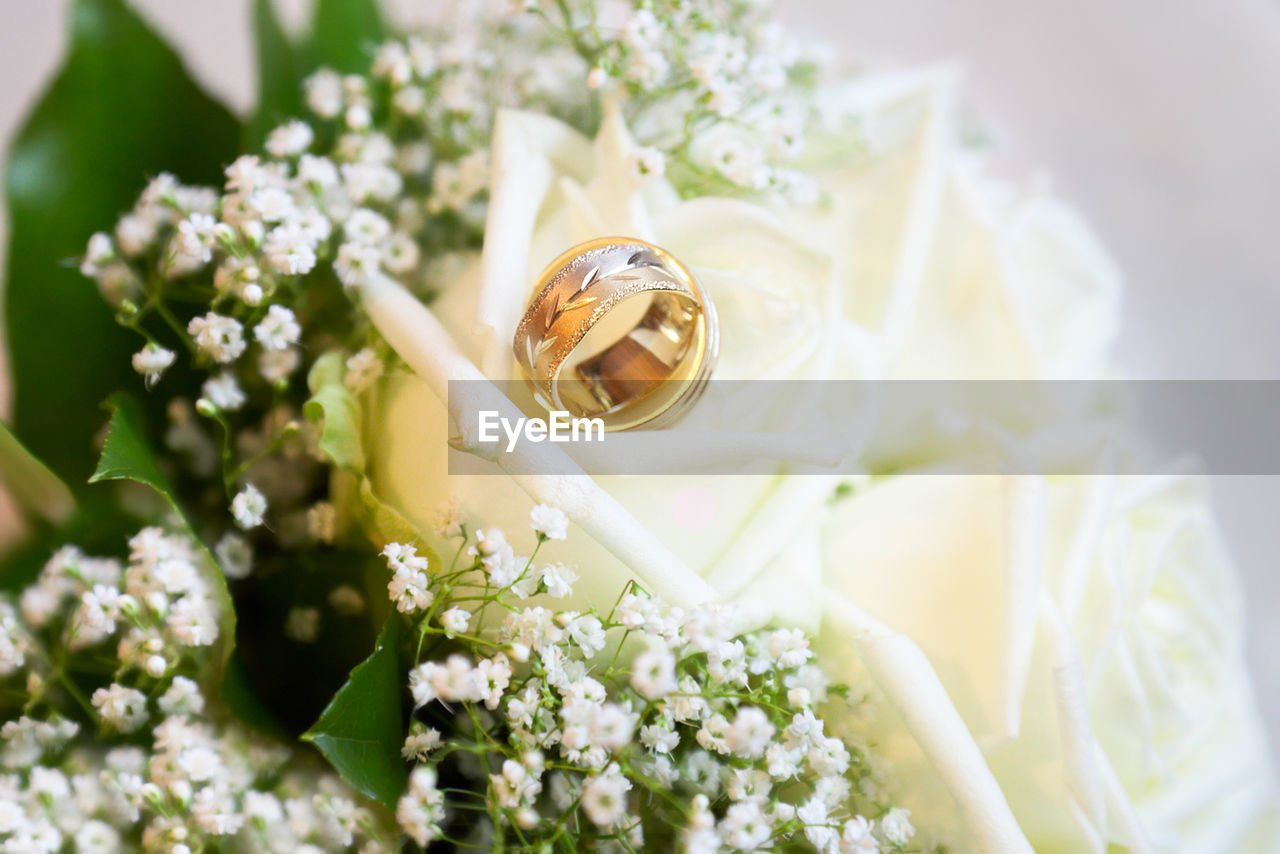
[512,237,718,431]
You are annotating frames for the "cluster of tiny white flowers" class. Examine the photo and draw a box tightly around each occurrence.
[0,528,395,852]
[366,7,588,200]
[521,0,830,200]
[66,4,922,848]
[17,529,221,669]
[379,503,913,852]
[77,87,429,543]
[78,0,842,571]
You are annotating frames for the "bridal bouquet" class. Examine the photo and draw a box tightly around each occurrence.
[1,0,1277,852]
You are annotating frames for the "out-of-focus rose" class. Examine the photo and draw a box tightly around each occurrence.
[820,473,1280,853]
[364,69,1120,616]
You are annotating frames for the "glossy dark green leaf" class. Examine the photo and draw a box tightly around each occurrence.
[303,614,406,808]
[247,0,304,150]
[3,0,240,487]
[90,393,237,673]
[307,0,385,73]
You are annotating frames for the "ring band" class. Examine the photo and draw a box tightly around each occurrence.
[513,237,718,431]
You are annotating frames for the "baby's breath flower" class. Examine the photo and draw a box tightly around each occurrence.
[174,212,218,268]
[343,208,391,245]
[722,799,773,850]
[262,221,318,276]
[396,766,445,847]
[878,807,915,846]
[298,153,339,187]
[80,231,114,277]
[382,543,434,614]
[770,627,812,668]
[264,119,315,158]
[131,343,176,387]
[304,69,344,118]
[402,724,443,762]
[231,483,267,529]
[580,767,631,828]
[343,347,384,394]
[187,312,246,364]
[529,504,568,541]
[538,562,576,598]
[258,346,301,383]
[158,676,204,717]
[440,607,470,636]
[383,231,420,273]
[630,646,677,700]
[91,683,149,733]
[250,186,296,223]
[253,304,301,351]
[628,145,665,180]
[200,371,246,411]
[333,241,382,288]
[640,720,679,754]
[842,815,879,853]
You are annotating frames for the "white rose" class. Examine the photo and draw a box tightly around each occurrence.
[362,70,1118,615]
[355,72,1161,849]
[820,473,1280,853]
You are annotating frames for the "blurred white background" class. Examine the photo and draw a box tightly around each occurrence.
[0,0,1276,751]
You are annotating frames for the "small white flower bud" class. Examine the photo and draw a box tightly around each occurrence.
[242,283,264,306]
[346,104,372,130]
[507,642,530,663]
[170,779,192,805]
[787,687,811,707]
[145,655,167,678]
[141,783,164,807]
[195,398,218,418]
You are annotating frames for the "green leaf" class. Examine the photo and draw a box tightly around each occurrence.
[89,393,172,495]
[3,0,240,488]
[0,419,75,524]
[89,393,236,674]
[305,357,440,570]
[247,0,304,150]
[304,352,366,471]
[303,615,406,808]
[307,0,385,73]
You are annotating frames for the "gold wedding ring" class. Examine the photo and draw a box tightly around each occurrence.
[513,237,718,431]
